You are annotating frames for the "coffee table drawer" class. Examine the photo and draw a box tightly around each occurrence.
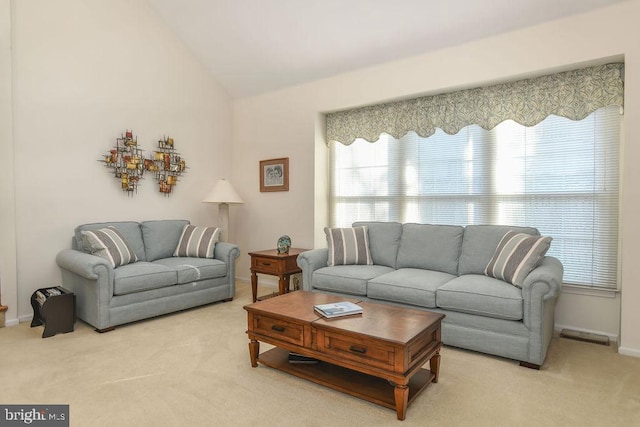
[317,330,396,371]
[251,314,305,346]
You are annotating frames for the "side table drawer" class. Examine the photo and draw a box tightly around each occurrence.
[251,314,305,346]
[317,330,396,371]
[251,256,281,274]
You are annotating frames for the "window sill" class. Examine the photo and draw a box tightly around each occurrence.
[562,283,619,299]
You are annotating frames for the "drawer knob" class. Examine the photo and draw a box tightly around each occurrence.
[271,325,285,332]
[349,345,367,354]
[261,262,271,266]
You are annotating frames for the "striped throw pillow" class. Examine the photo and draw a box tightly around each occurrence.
[81,226,138,268]
[485,231,552,287]
[325,226,373,266]
[173,225,220,258]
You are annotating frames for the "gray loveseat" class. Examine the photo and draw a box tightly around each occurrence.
[297,222,563,368]
[56,219,240,331]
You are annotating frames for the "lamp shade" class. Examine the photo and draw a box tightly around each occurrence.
[202,179,244,204]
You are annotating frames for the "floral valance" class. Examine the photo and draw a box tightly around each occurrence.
[326,63,624,145]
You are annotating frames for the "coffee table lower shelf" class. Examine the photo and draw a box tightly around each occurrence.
[258,347,435,412]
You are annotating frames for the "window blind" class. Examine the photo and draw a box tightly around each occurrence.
[330,105,621,288]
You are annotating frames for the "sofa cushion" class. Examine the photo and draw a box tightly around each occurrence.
[174,225,220,258]
[153,257,227,284]
[324,226,373,266]
[113,262,177,295]
[81,227,139,268]
[312,265,394,295]
[141,220,190,262]
[458,225,540,276]
[396,223,463,275]
[368,268,456,308]
[436,275,523,321]
[485,232,552,287]
[352,221,402,268]
[75,221,146,261]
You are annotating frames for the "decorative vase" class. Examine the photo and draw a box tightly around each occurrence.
[277,235,291,254]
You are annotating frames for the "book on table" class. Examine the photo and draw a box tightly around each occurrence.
[313,301,363,318]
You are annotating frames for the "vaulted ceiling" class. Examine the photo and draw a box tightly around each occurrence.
[148,0,629,98]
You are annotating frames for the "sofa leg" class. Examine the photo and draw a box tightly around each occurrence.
[520,361,541,370]
[222,298,233,302]
[95,326,115,333]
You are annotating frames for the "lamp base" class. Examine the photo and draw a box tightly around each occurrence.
[218,202,230,242]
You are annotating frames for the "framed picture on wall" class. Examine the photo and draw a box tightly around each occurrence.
[260,157,289,192]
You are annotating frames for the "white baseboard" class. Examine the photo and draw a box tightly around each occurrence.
[18,314,33,323]
[618,346,640,358]
[1,310,28,326]
[236,275,279,288]
[236,276,250,284]
[4,317,19,327]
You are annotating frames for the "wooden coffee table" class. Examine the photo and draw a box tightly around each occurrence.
[244,291,444,420]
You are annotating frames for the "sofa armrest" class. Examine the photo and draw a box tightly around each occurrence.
[296,248,328,291]
[56,249,112,280]
[214,242,240,264]
[56,248,115,330]
[521,256,563,302]
[520,255,563,364]
[214,242,240,295]
[521,256,563,328]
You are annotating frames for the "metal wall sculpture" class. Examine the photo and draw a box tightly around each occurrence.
[145,136,187,195]
[99,130,145,195]
[99,131,187,196]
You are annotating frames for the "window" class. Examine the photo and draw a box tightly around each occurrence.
[329,106,621,288]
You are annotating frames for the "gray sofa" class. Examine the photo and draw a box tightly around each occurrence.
[56,219,240,331]
[297,222,563,368]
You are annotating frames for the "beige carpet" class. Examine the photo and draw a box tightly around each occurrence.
[2,283,639,426]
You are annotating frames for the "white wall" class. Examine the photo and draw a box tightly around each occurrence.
[232,0,640,356]
[2,0,232,322]
[0,0,17,322]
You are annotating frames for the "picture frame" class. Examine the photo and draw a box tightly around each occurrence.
[260,157,289,192]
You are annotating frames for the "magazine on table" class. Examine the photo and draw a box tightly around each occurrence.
[288,352,319,364]
[313,301,363,318]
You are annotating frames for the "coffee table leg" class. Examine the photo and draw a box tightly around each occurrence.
[431,349,441,383]
[249,339,260,367]
[393,383,409,421]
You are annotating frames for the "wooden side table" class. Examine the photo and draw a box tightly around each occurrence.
[30,286,75,338]
[249,248,308,302]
